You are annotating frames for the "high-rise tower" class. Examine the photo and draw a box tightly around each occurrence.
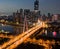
[34,0,39,11]
[34,0,40,22]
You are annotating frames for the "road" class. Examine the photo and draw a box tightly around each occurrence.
[0,21,46,49]
[0,22,43,49]
[6,24,42,49]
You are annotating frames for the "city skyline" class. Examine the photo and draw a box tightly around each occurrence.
[0,0,60,15]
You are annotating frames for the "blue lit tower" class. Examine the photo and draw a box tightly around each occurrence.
[34,0,40,22]
[34,0,39,11]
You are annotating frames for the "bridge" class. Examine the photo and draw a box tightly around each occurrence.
[0,20,59,49]
[0,21,46,49]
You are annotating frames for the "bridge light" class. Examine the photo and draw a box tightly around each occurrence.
[1,30,5,33]
[16,22,19,24]
[33,23,35,26]
[1,24,4,26]
[45,30,47,35]
[5,20,8,23]
[1,19,5,22]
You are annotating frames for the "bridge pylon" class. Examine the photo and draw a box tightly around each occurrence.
[23,15,28,33]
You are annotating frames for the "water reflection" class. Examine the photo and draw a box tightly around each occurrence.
[0,24,22,34]
[0,24,14,33]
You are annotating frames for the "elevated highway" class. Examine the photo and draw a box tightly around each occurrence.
[0,21,45,49]
[0,21,60,49]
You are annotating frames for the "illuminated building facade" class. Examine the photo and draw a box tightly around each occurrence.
[52,14,60,22]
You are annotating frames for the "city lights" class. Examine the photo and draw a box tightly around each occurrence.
[0,0,60,49]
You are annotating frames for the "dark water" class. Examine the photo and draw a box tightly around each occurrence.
[0,24,14,33]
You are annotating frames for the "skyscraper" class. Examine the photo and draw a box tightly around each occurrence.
[34,0,41,16]
[33,0,40,23]
[20,8,23,15]
[34,0,39,11]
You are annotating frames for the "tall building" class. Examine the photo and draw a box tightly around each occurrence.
[33,0,40,23]
[42,14,47,21]
[13,10,21,23]
[34,0,39,11]
[47,13,52,21]
[34,0,41,17]
[13,12,16,22]
[15,10,20,23]
[20,8,23,23]
[24,9,30,15]
[48,13,51,18]
[20,8,23,15]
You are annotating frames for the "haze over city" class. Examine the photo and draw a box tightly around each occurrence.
[0,0,60,15]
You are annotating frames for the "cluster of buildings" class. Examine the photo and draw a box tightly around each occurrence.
[12,0,40,25]
[0,0,60,34]
[0,0,60,24]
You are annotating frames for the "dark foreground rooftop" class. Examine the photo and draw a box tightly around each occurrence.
[15,42,44,49]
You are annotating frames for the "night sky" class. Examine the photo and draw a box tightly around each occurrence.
[0,0,60,15]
